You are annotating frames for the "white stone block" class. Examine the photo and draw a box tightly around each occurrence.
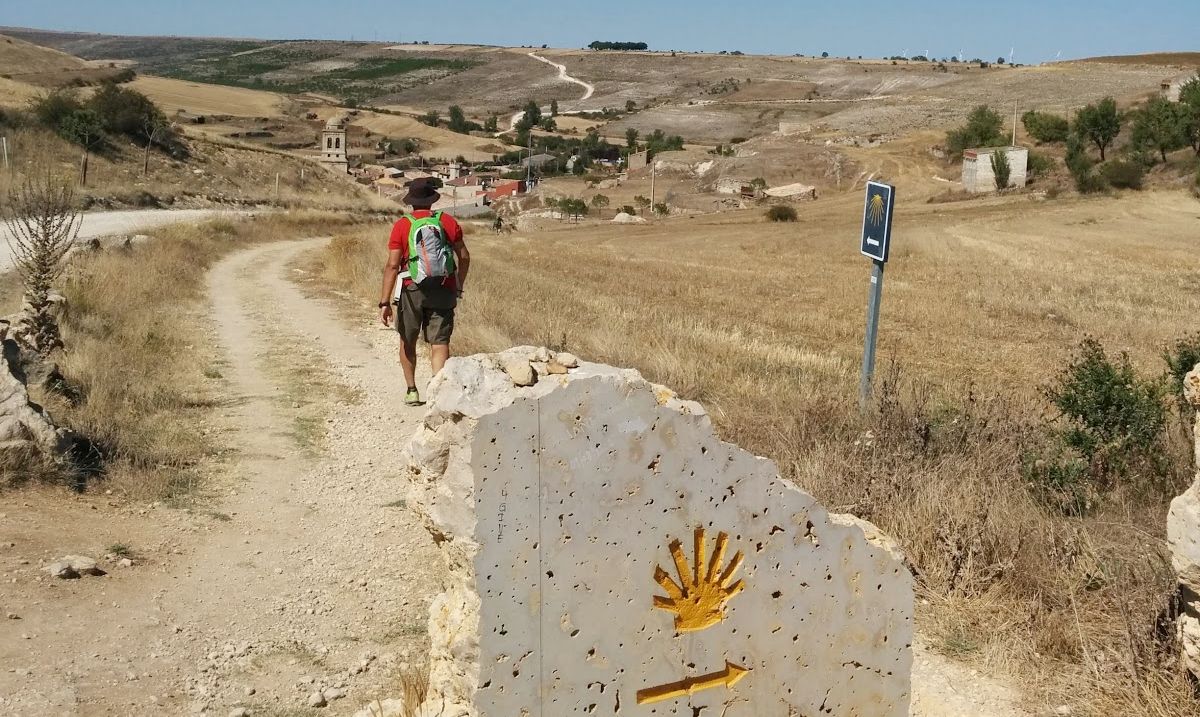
[405,349,913,715]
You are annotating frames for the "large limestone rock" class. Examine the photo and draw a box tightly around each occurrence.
[1167,364,1200,680]
[0,323,78,472]
[403,347,913,716]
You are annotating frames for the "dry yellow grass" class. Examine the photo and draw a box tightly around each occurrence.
[127,75,287,118]
[309,186,1200,716]
[0,76,39,109]
[0,33,87,75]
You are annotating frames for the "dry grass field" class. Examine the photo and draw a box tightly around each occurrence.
[312,184,1200,716]
[127,75,287,117]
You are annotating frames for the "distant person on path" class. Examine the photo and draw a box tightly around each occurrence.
[379,178,471,406]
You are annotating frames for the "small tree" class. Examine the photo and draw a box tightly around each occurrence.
[523,100,542,128]
[550,99,559,117]
[59,109,104,185]
[821,51,829,58]
[652,202,669,217]
[540,116,557,132]
[2,172,82,354]
[1074,98,1121,161]
[990,149,1011,190]
[1132,97,1188,163]
[1179,76,1200,155]
[420,110,440,128]
[626,127,639,149]
[634,195,651,211]
[447,105,469,133]
[749,177,768,194]
[590,194,610,216]
[483,115,498,133]
[142,115,169,177]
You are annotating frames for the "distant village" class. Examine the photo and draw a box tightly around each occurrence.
[312,114,632,215]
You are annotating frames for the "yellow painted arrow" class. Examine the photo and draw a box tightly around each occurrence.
[636,661,749,705]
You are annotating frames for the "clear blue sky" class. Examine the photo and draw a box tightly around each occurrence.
[3,0,1193,63]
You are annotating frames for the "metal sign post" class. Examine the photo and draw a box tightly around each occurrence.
[858,181,896,410]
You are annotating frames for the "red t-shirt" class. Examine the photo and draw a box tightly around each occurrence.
[388,210,464,290]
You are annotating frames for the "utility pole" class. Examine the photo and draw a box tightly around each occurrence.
[650,160,656,208]
[1012,103,1018,146]
[275,173,280,200]
[1,136,8,172]
[525,130,532,186]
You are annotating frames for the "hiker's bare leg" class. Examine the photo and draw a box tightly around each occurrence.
[430,344,451,376]
[399,339,418,388]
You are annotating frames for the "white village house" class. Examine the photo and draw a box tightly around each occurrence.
[962,146,1028,193]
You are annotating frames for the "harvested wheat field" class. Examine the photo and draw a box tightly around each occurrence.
[127,75,287,118]
[309,182,1200,716]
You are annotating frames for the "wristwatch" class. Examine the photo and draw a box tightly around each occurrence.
[378,301,390,308]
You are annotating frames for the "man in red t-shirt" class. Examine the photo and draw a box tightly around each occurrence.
[379,178,471,406]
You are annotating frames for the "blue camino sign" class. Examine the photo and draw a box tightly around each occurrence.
[860,181,895,263]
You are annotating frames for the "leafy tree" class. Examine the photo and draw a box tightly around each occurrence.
[523,100,542,128]
[990,149,1011,189]
[652,202,669,217]
[420,110,440,127]
[821,52,829,58]
[625,127,639,149]
[1131,97,1188,163]
[59,109,105,185]
[749,177,768,193]
[540,117,557,132]
[1021,110,1070,143]
[30,89,83,130]
[1074,98,1121,160]
[625,100,637,113]
[483,115,498,133]
[550,99,559,117]
[1177,75,1200,155]
[447,105,469,133]
[588,41,649,51]
[945,105,1006,158]
[634,195,651,210]
[590,194,610,216]
[997,57,1006,65]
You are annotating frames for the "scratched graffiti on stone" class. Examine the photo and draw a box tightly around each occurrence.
[402,347,913,716]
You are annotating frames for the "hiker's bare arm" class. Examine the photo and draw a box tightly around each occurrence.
[379,248,403,325]
[453,240,471,293]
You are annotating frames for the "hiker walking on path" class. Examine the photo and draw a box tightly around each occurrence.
[379,178,471,406]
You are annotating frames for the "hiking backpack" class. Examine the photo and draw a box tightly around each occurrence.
[404,212,456,286]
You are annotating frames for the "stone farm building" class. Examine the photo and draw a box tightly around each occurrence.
[962,146,1028,193]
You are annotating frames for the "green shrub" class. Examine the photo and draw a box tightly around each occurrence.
[619,205,636,216]
[1027,150,1055,177]
[1022,449,1092,516]
[1100,159,1145,189]
[1066,136,1107,193]
[766,205,798,222]
[990,149,1012,189]
[1044,338,1167,481]
[945,105,1007,158]
[1164,332,1200,415]
[1022,110,1070,143]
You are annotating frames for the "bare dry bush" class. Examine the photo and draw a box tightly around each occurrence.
[2,170,81,353]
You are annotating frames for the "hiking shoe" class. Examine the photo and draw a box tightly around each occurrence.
[404,388,422,406]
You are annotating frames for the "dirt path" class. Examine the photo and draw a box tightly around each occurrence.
[0,238,439,715]
[506,51,596,131]
[0,209,247,271]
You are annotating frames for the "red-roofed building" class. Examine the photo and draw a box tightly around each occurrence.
[483,180,527,204]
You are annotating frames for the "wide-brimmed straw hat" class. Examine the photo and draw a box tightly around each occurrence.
[403,177,441,206]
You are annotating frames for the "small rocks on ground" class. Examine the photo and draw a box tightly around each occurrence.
[47,555,106,579]
[308,691,327,708]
